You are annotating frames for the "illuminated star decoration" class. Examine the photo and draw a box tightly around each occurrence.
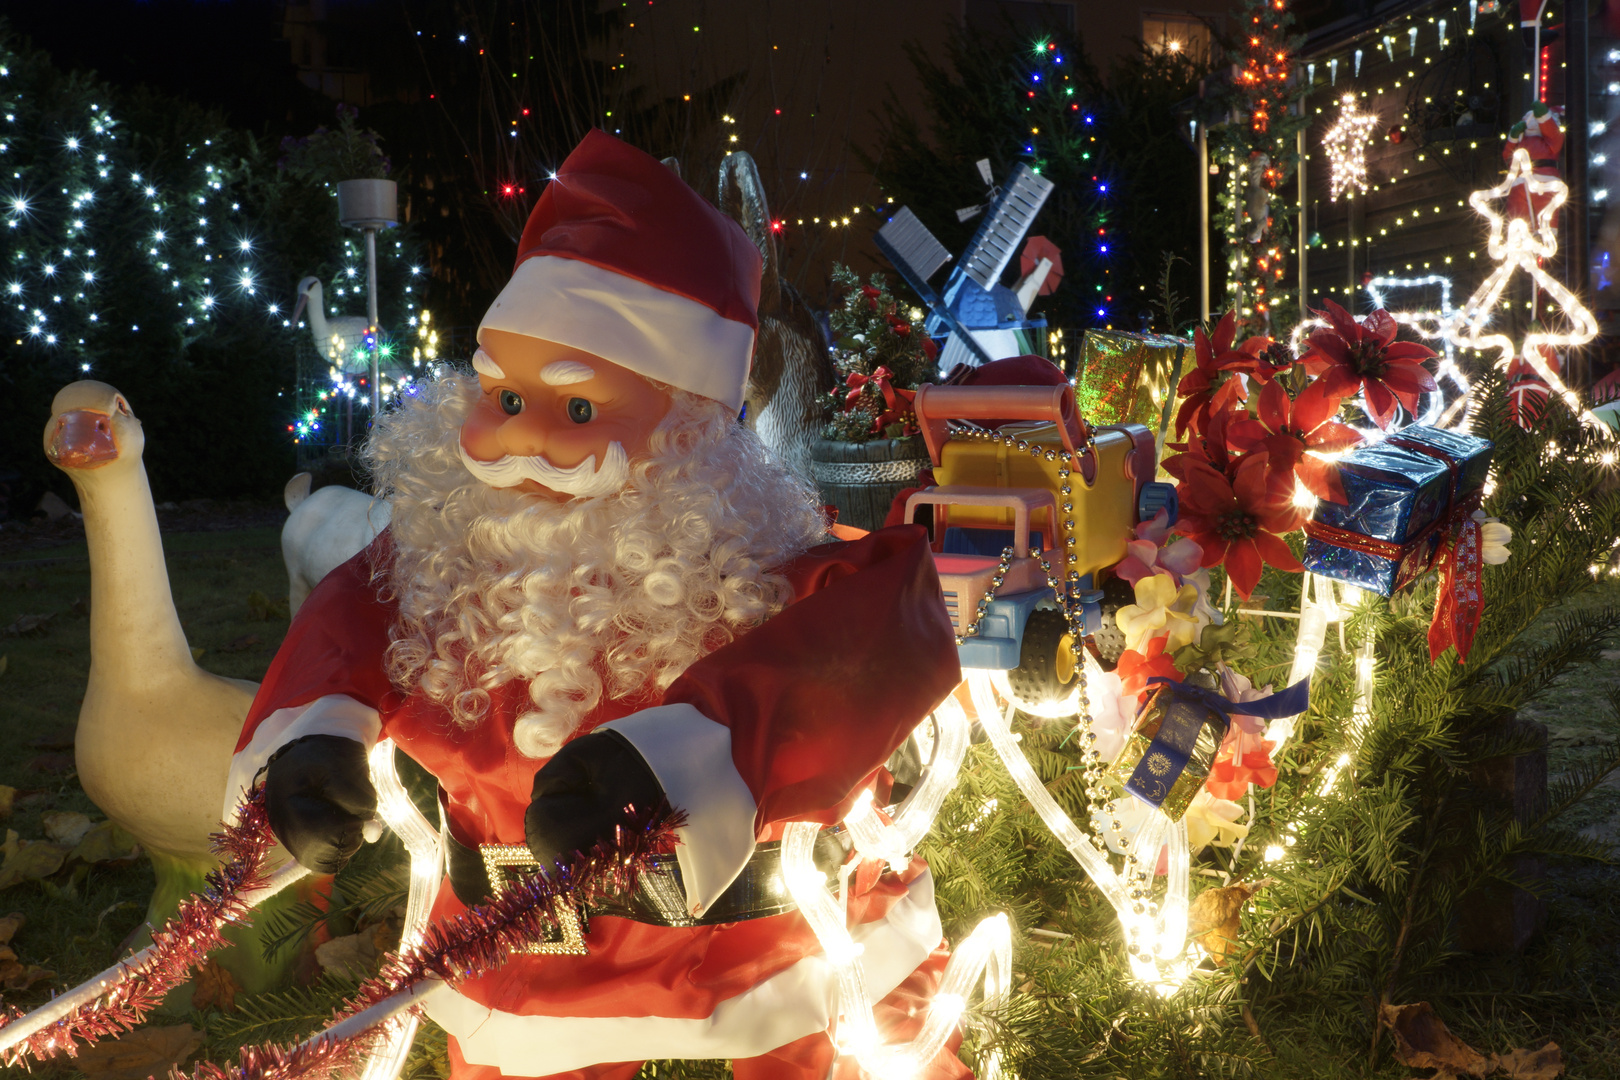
[1445,148,1602,428]
[1364,274,1475,430]
[1322,94,1378,202]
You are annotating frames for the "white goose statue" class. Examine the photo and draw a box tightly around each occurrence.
[43,381,308,992]
[291,275,372,371]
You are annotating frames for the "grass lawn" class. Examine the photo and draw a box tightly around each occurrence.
[0,520,1617,1078]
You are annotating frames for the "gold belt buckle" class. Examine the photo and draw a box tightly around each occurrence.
[479,843,589,955]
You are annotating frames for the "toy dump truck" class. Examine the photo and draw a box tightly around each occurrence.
[904,383,1177,706]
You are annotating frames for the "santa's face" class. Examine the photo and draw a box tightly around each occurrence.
[460,328,671,500]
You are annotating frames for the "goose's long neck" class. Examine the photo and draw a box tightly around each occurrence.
[77,460,193,682]
[306,284,329,343]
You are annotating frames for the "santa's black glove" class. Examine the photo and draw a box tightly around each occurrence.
[264,735,377,874]
[525,731,665,873]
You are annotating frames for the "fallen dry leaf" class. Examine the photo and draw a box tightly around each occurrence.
[27,725,76,750]
[0,786,14,820]
[191,958,239,1013]
[315,929,382,979]
[2,613,54,637]
[26,752,75,775]
[1188,884,1255,963]
[0,912,23,944]
[71,821,140,865]
[1382,1002,1492,1078]
[0,834,68,891]
[72,1024,202,1080]
[216,633,261,654]
[1493,1042,1564,1080]
[41,811,93,847]
[0,959,54,991]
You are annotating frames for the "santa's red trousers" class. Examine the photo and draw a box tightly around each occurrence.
[446,946,975,1080]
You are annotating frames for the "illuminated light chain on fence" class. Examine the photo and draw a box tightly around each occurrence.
[1445,148,1606,431]
[1363,274,1477,430]
[1323,93,1379,202]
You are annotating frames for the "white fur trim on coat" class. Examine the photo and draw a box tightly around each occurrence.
[223,694,381,825]
[477,255,754,412]
[425,869,942,1073]
[597,704,758,917]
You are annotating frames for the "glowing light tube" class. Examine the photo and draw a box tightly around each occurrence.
[355,739,445,1080]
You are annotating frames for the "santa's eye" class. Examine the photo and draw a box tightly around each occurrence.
[499,390,523,415]
[567,397,595,424]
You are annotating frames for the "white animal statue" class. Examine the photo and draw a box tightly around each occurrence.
[43,381,303,989]
[281,472,392,614]
[716,152,836,482]
[291,275,372,371]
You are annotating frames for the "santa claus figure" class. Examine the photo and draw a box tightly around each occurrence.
[1502,102,1564,229]
[227,131,968,1078]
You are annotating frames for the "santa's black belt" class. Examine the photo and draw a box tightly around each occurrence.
[443,821,852,929]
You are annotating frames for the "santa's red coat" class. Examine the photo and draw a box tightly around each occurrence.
[230,525,966,1076]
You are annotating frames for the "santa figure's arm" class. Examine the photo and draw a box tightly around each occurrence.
[596,526,960,915]
[223,537,398,828]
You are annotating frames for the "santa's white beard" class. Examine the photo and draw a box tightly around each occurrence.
[365,373,828,758]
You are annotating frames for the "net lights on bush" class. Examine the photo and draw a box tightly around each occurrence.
[1322,93,1378,202]
[1445,148,1603,428]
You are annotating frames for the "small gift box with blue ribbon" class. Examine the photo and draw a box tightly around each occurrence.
[1109,676,1310,820]
[1301,425,1492,597]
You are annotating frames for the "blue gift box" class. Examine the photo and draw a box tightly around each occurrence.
[1302,425,1493,596]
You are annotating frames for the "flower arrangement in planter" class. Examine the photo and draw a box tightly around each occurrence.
[809,266,939,530]
[820,265,936,442]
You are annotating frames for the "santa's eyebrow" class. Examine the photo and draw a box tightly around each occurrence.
[540,360,596,386]
[471,349,506,380]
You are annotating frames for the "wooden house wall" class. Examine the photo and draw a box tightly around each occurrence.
[1295,12,1527,319]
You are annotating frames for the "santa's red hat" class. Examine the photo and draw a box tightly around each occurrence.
[478,130,762,411]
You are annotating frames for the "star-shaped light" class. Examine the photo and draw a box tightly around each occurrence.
[1445,148,1601,427]
[1322,94,1378,202]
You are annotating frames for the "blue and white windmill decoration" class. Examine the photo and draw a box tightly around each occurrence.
[873,161,1057,376]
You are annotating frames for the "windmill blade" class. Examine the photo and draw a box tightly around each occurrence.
[874,206,995,368]
[874,207,953,288]
[958,164,1054,292]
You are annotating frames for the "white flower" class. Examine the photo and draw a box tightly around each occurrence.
[1471,509,1513,565]
[1185,791,1249,852]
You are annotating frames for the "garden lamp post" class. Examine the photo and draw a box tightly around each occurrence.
[336,179,398,416]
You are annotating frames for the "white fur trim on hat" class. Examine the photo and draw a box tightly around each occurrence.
[478,255,754,412]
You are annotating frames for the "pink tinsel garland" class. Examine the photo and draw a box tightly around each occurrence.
[174,801,682,1080]
[0,788,281,1067]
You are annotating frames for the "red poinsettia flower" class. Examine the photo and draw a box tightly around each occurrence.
[1163,399,1246,483]
[1173,454,1303,599]
[1221,336,1298,386]
[1174,312,1254,438]
[1114,636,1182,698]
[1301,299,1438,430]
[1228,379,1363,504]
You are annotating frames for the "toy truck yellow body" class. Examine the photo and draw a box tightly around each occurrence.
[905,383,1175,687]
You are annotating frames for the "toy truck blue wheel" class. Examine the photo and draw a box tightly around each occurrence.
[1137,482,1178,527]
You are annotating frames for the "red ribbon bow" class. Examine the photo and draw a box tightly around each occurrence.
[1426,512,1484,664]
[844,367,917,435]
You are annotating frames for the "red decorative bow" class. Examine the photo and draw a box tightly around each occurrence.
[1427,512,1484,663]
[844,367,917,435]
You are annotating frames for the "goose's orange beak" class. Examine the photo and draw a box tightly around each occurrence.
[48,409,118,470]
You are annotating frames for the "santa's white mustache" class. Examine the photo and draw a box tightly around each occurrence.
[457,440,629,498]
